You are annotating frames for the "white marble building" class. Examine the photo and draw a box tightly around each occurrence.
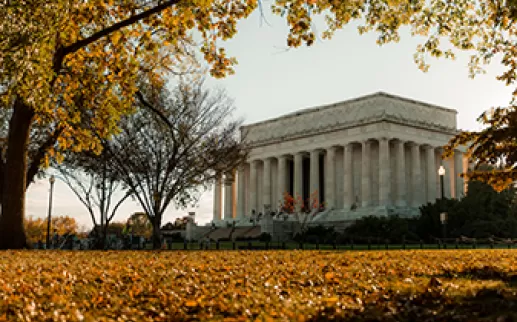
[212,92,468,225]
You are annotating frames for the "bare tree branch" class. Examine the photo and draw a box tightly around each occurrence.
[103,76,247,248]
[53,148,132,248]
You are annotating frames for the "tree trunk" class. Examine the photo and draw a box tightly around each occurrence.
[101,221,108,250]
[0,158,4,209]
[0,99,34,249]
[91,216,108,250]
[151,215,162,249]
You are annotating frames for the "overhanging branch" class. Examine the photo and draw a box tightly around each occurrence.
[62,0,181,57]
[26,126,64,187]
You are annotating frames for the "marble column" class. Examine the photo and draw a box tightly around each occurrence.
[395,140,406,207]
[454,150,464,198]
[294,152,304,212]
[263,158,271,212]
[425,146,437,203]
[411,143,421,207]
[343,143,354,209]
[237,165,246,219]
[212,173,222,221]
[310,150,320,202]
[361,140,371,207]
[277,155,288,208]
[462,154,470,195]
[379,138,390,206]
[249,160,258,214]
[231,176,237,218]
[325,147,336,209]
[224,172,234,220]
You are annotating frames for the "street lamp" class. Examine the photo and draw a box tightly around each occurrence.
[437,166,447,241]
[46,175,55,248]
[438,165,445,200]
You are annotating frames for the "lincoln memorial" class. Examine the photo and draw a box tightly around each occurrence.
[211,92,468,226]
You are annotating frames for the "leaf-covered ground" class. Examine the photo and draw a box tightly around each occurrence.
[1,250,517,321]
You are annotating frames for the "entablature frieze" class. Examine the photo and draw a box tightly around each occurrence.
[241,94,458,148]
[245,128,465,162]
[243,119,458,153]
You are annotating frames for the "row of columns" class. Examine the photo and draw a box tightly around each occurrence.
[213,138,467,221]
[212,171,237,221]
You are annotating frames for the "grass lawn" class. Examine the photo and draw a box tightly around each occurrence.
[1,250,517,321]
[167,240,513,251]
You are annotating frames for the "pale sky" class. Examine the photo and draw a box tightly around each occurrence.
[26,10,514,230]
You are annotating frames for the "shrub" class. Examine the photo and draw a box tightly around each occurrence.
[258,233,272,243]
[455,218,517,239]
[166,232,184,242]
[417,198,461,242]
[416,181,517,241]
[293,225,336,244]
[344,215,418,244]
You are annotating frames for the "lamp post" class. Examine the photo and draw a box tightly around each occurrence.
[438,165,445,200]
[46,175,55,248]
[437,166,447,241]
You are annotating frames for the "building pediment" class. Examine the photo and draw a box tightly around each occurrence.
[241,92,457,147]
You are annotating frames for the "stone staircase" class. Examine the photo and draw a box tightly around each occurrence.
[312,205,420,223]
[311,208,334,222]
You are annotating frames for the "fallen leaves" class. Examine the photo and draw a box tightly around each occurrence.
[0,250,517,321]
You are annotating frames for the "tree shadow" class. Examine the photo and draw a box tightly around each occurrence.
[308,266,517,321]
[435,265,517,288]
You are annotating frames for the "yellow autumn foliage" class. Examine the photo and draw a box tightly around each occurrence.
[0,0,257,159]
[23,215,79,244]
[1,250,517,320]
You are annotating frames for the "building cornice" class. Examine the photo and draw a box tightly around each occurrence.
[241,92,457,131]
[243,115,459,149]
[241,93,459,148]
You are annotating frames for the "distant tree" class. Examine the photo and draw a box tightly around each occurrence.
[279,190,322,237]
[90,221,126,248]
[54,149,131,249]
[171,216,190,230]
[105,222,126,236]
[24,215,78,245]
[127,212,152,238]
[104,78,246,248]
[279,190,321,214]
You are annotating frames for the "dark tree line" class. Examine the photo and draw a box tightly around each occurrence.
[335,180,517,244]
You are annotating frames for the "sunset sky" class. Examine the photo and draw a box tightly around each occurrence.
[26,10,514,230]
